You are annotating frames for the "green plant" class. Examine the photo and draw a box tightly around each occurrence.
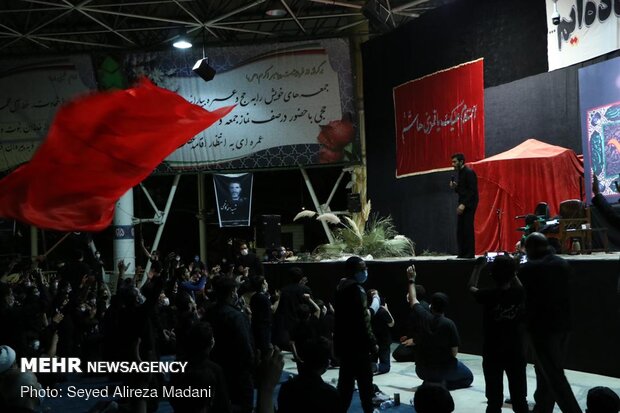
[314,214,415,259]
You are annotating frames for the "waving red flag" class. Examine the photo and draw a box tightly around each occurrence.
[0,78,233,231]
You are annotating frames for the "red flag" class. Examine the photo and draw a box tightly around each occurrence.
[0,78,234,231]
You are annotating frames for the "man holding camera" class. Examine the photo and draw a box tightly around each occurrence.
[468,254,528,413]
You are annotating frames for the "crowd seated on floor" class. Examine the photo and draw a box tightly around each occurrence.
[0,236,618,413]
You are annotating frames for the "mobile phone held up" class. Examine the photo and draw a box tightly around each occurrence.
[485,251,505,263]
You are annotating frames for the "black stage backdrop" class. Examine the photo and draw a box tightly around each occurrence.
[362,0,620,254]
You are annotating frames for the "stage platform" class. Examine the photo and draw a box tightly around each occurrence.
[264,253,620,378]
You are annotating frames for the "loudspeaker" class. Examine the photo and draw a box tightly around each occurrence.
[347,193,362,213]
[256,215,281,248]
[192,58,216,82]
[362,0,395,32]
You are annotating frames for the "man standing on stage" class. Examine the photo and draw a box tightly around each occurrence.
[449,153,479,258]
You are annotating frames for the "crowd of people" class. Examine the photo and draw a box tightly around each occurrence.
[0,233,618,413]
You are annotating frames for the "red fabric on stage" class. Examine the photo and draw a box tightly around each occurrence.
[470,139,583,254]
[0,79,234,231]
[393,59,485,177]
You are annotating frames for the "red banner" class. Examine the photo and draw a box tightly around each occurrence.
[393,59,485,177]
[0,79,233,232]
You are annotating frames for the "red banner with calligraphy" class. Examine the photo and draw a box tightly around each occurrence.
[393,59,485,177]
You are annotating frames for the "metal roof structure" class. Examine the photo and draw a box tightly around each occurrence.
[0,0,454,56]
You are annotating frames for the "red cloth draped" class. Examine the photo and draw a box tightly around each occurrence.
[471,139,584,254]
[0,79,234,231]
[393,59,485,177]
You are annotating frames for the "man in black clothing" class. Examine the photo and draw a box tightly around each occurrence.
[169,321,232,413]
[234,242,264,277]
[272,267,311,350]
[205,277,254,413]
[518,233,581,413]
[408,265,473,390]
[469,255,528,413]
[449,153,479,258]
[278,337,342,413]
[334,256,378,413]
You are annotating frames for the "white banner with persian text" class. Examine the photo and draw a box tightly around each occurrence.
[125,39,359,172]
[0,56,96,171]
[547,0,620,71]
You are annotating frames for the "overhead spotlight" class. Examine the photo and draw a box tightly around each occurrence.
[172,28,192,49]
[193,58,216,82]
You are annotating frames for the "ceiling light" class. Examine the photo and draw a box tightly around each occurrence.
[172,28,192,49]
[173,38,192,49]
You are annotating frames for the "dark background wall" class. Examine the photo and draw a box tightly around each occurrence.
[362,0,620,253]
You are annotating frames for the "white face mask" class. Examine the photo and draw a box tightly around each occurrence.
[160,297,170,307]
[175,256,181,261]
[241,249,249,256]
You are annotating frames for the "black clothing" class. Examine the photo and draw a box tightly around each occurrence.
[371,306,393,373]
[483,353,528,413]
[455,165,479,209]
[278,372,342,413]
[169,358,232,413]
[338,354,374,413]
[234,253,264,277]
[472,286,528,413]
[592,193,620,228]
[220,197,249,223]
[472,287,526,355]
[205,302,254,413]
[411,303,459,370]
[371,307,392,348]
[334,279,377,357]
[249,292,272,352]
[530,332,581,413]
[518,253,572,334]
[272,282,311,349]
[518,252,581,413]
[392,343,416,362]
[290,316,321,348]
[334,278,377,413]
[411,302,473,390]
[454,165,478,258]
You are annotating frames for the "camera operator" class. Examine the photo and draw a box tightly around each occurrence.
[468,254,528,413]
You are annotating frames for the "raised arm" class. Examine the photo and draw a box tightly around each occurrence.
[406,265,418,307]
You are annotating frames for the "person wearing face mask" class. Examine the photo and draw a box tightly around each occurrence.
[234,242,263,278]
[333,256,378,413]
